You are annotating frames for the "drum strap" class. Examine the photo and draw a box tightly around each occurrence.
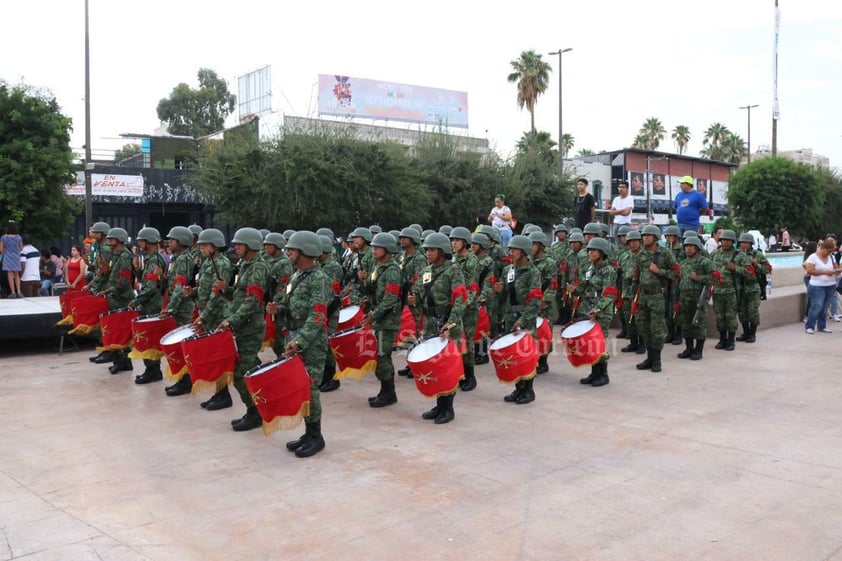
[423,269,444,326]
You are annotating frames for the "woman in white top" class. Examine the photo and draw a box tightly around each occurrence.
[804,239,841,334]
[487,194,513,246]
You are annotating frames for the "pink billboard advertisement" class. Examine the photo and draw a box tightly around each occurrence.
[318,74,468,128]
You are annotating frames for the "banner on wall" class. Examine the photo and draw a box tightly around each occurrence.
[65,173,144,197]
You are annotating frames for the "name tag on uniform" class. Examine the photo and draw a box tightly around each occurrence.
[286,282,292,294]
[586,267,593,281]
[507,268,515,283]
[371,270,378,282]
[423,271,432,284]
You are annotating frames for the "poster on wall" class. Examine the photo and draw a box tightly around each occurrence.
[711,180,729,206]
[629,171,646,197]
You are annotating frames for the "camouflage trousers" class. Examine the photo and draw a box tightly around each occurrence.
[621,296,639,342]
[636,292,666,351]
[462,308,477,368]
[678,290,707,339]
[375,328,398,381]
[738,289,761,326]
[712,289,738,332]
[232,324,264,408]
[323,316,339,381]
[302,339,328,423]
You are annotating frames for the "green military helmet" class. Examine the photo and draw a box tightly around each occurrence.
[388,230,401,242]
[409,224,423,236]
[522,222,534,231]
[569,227,583,236]
[583,222,602,235]
[569,232,586,244]
[478,224,495,238]
[586,237,611,256]
[106,227,129,244]
[664,225,681,237]
[449,226,473,243]
[197,228,226,248]
[507,234,533,254]
[617,225,631,237]
[438,225,453,236]
[399,227,421,245]
[529,231,549,247]
[368,224,382,234]
[720,229,737,242]
[599,223,610,236]
[136,227,161,244]
[258,228,270,240]
[90,221,111,235]
[283,229,296,239]
[471,233,489,250]
[263,232,286,250]
[351,226,372,243]
[166,226,193,247]
[231,227,264,251]
[346,231,355,242]
[683,237,704,250]
[371,232,399,254]
[422,232,452,254]
[523,224,543,235]
[487,227,501,245]
[319,235,334,254]
[640,225,662,239]
[188,224,203,237]
[683,230,699,239]
[421,229,436,242]
[625,230,642,242]
[286,230,322,257]
[738,232,755,245]
[316,227,334,240]
[553,223,569,235]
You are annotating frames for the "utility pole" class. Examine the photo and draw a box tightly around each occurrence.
[84,0,93,229]
[739,104,759,163]
[772,0,779,156]
[549,48,572,178]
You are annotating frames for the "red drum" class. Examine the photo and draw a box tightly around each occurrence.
[406,336,463,398]
[56,290,86,326]
[337,305,364,331]
[394,306,417,346]
[489,331,538,384]
[68,294,109,335]
[160,324,199,380]
[98,307,140,352]
[129,315,177,361]
[473,306,491,342]
[536,316,553,356]
[340,295,351,308]
[244,355,312,436]
[560,320,606,367]
[182,330,238,394]
[329,326,378,380]
[262,311,276,351]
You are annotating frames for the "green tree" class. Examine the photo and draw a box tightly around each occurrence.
[671,125,690,155]
[0,82,81,241]
[114,143,140,162]
[632,133,648,149]
[516,130,557,165]
[507,50,552,133]
[728,157,825,237]
[577,148,596,157]
[720,133,747,164]
[560,133,574,158]
[813,167,842,240]
[157,68,236,138]
[638,117,666,150]
[701,122,730,159]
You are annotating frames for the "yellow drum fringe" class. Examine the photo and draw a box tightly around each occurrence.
[190,372,233,396]
[260,401,310,437]
[333,360,377,380]
[128,348,165,361]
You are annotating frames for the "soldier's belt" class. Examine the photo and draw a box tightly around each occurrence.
[640,287,665,295]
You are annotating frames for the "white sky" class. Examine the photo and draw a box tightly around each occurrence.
[4,0,841,167]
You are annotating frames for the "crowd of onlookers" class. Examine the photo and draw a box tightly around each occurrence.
[802,233,842,333]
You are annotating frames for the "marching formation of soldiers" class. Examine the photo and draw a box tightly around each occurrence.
[80,218,771,459]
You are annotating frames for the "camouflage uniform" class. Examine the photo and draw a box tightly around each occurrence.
[736,248,770,341]
[574,259,616,350]
[453,251,479,370]
[633,243,677,371]
[399,249,428,331]
[166,249,197,327]
[412,260,467,343]
[664,242,684,345]
[320,254,344,388]
[131,249,167,378]
[362,258,402,382]
[619,245,644,353]
[710,247,750,348]
[88,242,113,294]
[677,251,713,341]
[197,254,232,330]
[267,253,293,357]
[103,247,135,310]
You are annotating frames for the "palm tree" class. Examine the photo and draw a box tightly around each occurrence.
[561,133,574,157]
[639,117,666,150]
[703,122,730,148]
[632,133,649,149]
[720,133,747,164]
[577,148,596,157]
[507,50,552,133]
[516,130,557,164]
[671,125,691,155]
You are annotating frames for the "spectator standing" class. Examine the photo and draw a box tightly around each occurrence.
[802,240,819,322]
[19,237,41,297]
[704,227,721,254]
[64,244,87,292]
[609,180,634,241]
[780,226,792,252]
[39,250,56,296]
[573,178,596,230]
[49,247,65,283]
[804,239,841,334]
[487,194,514,246]
[674,176,709,235]
[768,232,777,253]
[826,233,840,322]
[0,221,23,298]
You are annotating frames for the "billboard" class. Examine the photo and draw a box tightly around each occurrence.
[318,74,468,128]
[238,66,272,119]
[65,173,144,198]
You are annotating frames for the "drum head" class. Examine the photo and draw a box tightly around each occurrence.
[407,337,449,363]
[160,325,197,345]
[245,357,291,377]
[562,320,596,339]
[134,315,164,323]
[489,331,527,351]
[537,317,545,329]
[102,307,132,316]
[338,305,361,324]
[329,326,363,339]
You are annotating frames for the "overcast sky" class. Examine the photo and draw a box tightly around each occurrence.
[4,0,840,167]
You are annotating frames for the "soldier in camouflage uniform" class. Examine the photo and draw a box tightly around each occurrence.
[676,237,713,361]
[494,235,543,405]
[572,237,617,387]
[280,231,332,458]
[351,227,375,304]
[633,225,678,373]
[318,235,345,392]
[407,233,466,425]
[565,232,586,318]
[263,233,293,359]
[450,227,480,391]
[663,225,684,345]
[736,233,771,343]
[397,228,429,377]
[97,228,136,374]
[480,225,509,338]
[359,233,403,407]
[162,226,200,396]
[550,224,571,325]
[613,225,631,337]
[619,230,646,355]
[684,230,710,258]
[190,229,233,409]
[131,227,167,384]
[87,221,115,364]
[218,228,270,433]
[710,230,750,351]
[470,233,497,366]
[529,231,557,374]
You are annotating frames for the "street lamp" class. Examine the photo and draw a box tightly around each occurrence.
[549,48,572,178]
[739,104,759,163]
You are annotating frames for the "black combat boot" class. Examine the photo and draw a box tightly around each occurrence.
[677,338,694,359]
[736,324,749,342]
[714,330,727,350]
[135,360,162,384]
[319,365,340,392]
[745,323,756,343]
[368,378,398,408]
[650,349,662,373]
[397,366,412,377]
[690,339,705,360]
[504,380,524,402]
[725,331,736,351]
[422,397,443,420]
[165,375,192,396]
[434,394,455,424]
[286,426,310,451]
[204,386,233,411]
[231,406,262,432]
[295,421,325,457]
[580,365,597,385]
[92,350,116,364]
[636,335,647,354]
[590,362,610,387]
[515,378,535,405]
[474,341,490,365]
[636,349,653,370]
[671,329,683,345]
[109,350,133,374]
[459,364,477,391]
[536,355,549,375]
[621,331,639,352]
